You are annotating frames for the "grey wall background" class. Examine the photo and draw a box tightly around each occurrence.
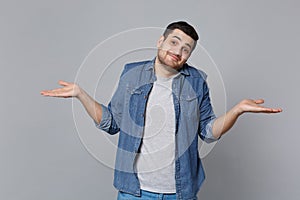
[1,0,299,199]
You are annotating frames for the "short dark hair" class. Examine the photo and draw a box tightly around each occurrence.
[163,21,199,41]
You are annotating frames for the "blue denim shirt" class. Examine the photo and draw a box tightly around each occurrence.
[96,58,218,200]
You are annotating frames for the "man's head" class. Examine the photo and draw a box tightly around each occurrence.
[156,21,199,71]
[163,21,199,43]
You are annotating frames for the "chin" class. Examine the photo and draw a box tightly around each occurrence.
[168,61,185,70]
[164,61,179,69]
[157,53,184,69]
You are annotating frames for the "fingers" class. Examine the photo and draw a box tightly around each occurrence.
[40,91,47,96]
[253,99,264,104]
[253,99,283,113]
[257,105,283,113]
[40,81,73,97]
[263,108,279,113]
[40,89,67,97]
[58,80,69,86]
[270,108,283,113]
[240,99,283,114]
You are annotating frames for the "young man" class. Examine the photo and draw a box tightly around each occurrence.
[41,21,282,200]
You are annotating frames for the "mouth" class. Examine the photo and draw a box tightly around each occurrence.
[167,52,180,62]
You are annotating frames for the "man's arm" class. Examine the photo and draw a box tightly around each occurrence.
[212,99,282,139]
[40,80,103,124]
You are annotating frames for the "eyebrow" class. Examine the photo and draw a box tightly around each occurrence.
[172,36,192,50]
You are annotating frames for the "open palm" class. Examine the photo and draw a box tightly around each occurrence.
[238,99,282,114]
[40,80,81,98]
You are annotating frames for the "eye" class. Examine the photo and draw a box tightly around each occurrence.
[183,48,190,54]
[170,40,177,45]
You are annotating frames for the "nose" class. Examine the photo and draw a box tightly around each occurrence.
[172,46,182,57]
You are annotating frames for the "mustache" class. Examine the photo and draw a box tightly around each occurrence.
[167,52,181,60]
[158,48,182,60]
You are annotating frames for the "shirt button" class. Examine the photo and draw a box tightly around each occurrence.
[144,95,148,99]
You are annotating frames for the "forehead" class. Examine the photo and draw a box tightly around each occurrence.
[165,29,195,45]
[164,29,196,49]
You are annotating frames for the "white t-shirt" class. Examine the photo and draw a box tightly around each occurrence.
[135,74,178,193]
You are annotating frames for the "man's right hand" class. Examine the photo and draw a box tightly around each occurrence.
[41,80,103,124]
[40,80,81,98]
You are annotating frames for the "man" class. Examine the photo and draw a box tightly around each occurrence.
[41,21,282,200]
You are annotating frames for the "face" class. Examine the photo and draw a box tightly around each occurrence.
[156,29,196,70]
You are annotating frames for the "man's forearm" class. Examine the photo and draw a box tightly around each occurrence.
[77,88,103,124]
[212,105,242,139]
[211,98,282,139]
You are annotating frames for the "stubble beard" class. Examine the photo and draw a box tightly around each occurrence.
[156,50,184,74]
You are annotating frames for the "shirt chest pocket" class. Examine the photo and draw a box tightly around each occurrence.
[179,93,200,119]
[126,87,144,110]
[126,85,152,127]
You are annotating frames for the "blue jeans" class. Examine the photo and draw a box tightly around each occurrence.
[117,190,177,200]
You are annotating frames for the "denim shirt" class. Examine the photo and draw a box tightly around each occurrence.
[96,58,218,200]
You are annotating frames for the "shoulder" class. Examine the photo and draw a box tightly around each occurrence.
[181,63,211,95]
[182,63,208,81]
[121,60,153,77]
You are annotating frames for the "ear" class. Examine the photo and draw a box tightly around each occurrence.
[156,36,165,48]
